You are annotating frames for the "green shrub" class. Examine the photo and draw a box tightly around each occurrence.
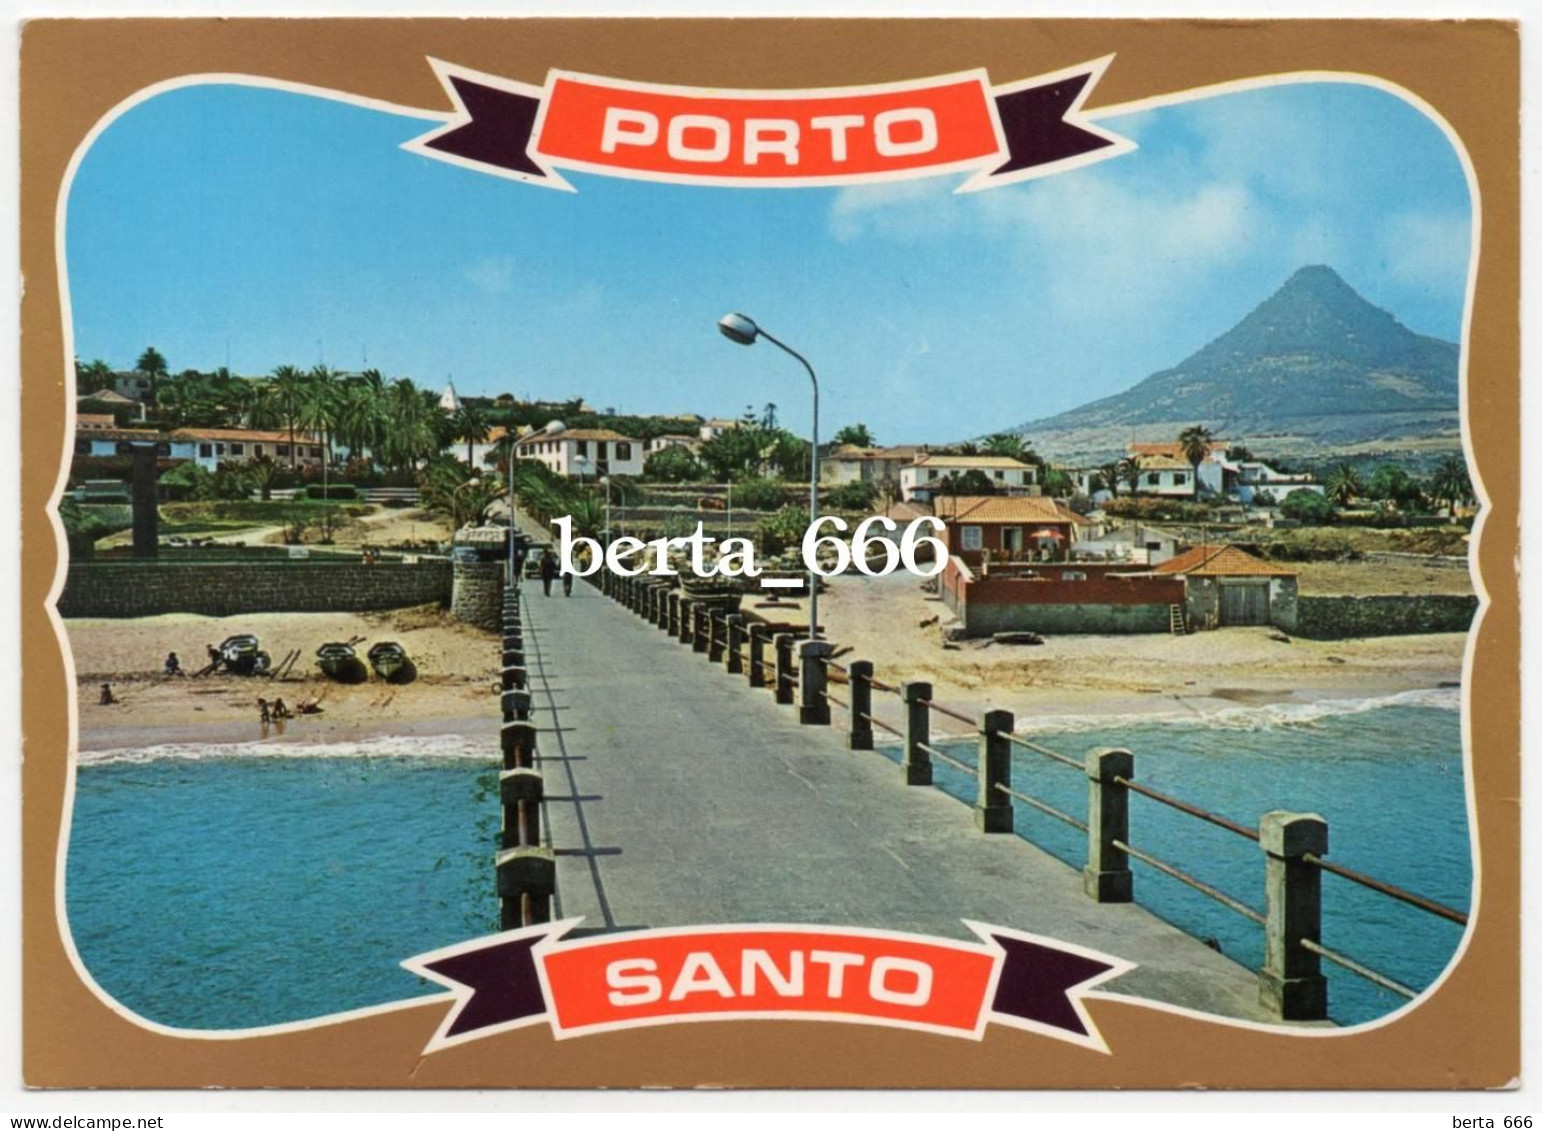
[823,481,877,511]
[1279,490,1335,525]
[757,505,810,556]
[730,477,792,511]
[642,445,702,483]
[305,482,358,500]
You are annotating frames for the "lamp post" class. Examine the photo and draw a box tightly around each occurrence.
[600,475,612,543]
[717,311,820,641]
[508,419,565,587]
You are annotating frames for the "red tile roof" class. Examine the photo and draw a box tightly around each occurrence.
[934,495,1086,525]
[1153,544,1296,578]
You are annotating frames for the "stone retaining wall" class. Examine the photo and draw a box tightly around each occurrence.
[1292,594,1479,639]
[58,559,452,618]
[451,561,504,631]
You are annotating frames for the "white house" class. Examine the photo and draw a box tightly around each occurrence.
[1067,467,1114,505]
[73,425,325,471]
[819,444,922,489]
[1072,522,1180,565]
[698,417,741,443]
[1133,454,1199,497]
[517,428,644,479]
[646,433,703,456]
[899,454,1039,503]
[1233,461,1325,505]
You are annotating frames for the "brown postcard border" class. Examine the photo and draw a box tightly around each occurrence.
[19,17,1520,1089]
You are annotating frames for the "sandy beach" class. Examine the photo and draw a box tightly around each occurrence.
[757,571,1467,724]
[65,604,502,751]
[65,566,1468,753]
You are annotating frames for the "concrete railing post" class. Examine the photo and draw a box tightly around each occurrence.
[500,664,525,692]
[773,633,796,705]
[798,640,834,725]
[500,720,537,771]
[748,624,769,688]
[707,610,727,663]
[678,598,696,645]
[692,604,710,654]
[500,767,544,849]
[975,709,1014,833]
[501,689,533,723]
[667,592,681,637]
[847,660,874,751]
[1259,810,1330,1021]
[901,680,932,785]
[498,846,556,928]
[725,614,746,675]
[1083,747,1134,902]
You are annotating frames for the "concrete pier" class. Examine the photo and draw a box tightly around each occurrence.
[519,580,1279,1024]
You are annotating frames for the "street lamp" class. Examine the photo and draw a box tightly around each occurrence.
[717,311,820,641]
[599,475,612,543]
[508,419,565,587]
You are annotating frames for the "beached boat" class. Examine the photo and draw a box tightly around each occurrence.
[366,641,411,682]
[217,635,272,676]
[315,642,368,683]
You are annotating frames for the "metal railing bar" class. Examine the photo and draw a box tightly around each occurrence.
[918,698,978,729]
[861,713,903,738]
[1115,776,1260,842]
[919,742,978,777]
[994,782,1088,832]
[1001,733,1082,771]
[1299,938,1418,999]
[1112,838,1266,926]
[1303,854,1468,926]
[868,676,901,696]
[825,691,848,709]
[827,659,848,674]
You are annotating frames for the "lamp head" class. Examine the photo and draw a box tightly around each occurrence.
[543,420,566,436]
[717,312,760,346]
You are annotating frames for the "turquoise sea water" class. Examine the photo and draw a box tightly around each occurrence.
[66,695,1468,1030]
[909,693,1470,1026]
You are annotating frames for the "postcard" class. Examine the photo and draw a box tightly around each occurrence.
[18,17,1519,1090]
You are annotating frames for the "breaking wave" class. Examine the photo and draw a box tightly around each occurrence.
[1018,686,1461,736]
[77,732,495,767]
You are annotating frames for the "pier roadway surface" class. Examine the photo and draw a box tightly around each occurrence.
[523,581,1277,1024]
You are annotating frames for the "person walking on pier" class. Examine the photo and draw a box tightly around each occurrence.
[539,549,558,597]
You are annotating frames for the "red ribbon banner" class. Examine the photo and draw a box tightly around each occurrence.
[404,59,1132,192]
[404,921,1134,1054]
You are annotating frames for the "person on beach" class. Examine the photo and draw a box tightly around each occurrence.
[271,698,293,720]
[296,696,324,715]
[98,683,117,706]
[539,549,559,597]
[257,697,271,725]
[206,643,223,672]
[164,652,183,677]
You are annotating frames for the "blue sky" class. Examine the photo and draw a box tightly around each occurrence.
[66,76,1471,443]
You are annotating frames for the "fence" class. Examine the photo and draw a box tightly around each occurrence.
[595,568,1467,1023]
[492,574,558,929]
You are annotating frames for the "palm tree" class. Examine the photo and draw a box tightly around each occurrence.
[297,367,342,470]
[1099,461,1122,499]
[1324,462,1365,507]
[981,433,1028,460]
[1117,456,1141,497]
[833,423,875,448]
[135,346,168,407]
[453,403,491,467]
[1177,425,1215,499]
[269,365,309,468]
[1429,455,1473,513]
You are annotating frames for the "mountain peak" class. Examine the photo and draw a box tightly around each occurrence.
[1010,265,1461,453]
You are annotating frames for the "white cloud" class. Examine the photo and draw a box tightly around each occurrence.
[1378,209,1470,290]
[461,255,516,295]
[827,177,966,243]
[970,170,1259,321]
